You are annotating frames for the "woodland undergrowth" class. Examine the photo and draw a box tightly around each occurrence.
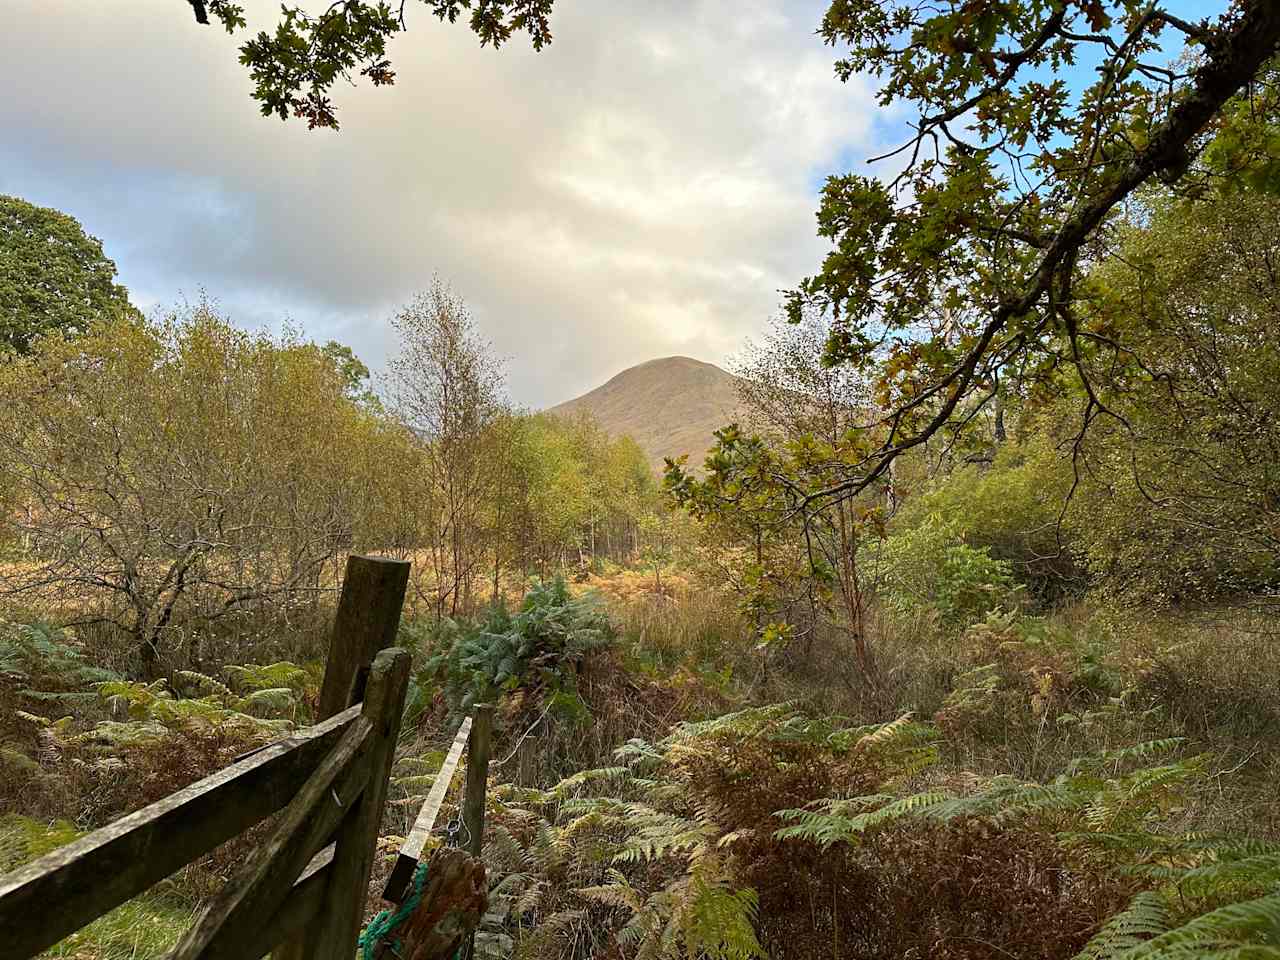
[4,572,1280,960]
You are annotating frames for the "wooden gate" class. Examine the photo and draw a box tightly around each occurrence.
[0,556,416,960]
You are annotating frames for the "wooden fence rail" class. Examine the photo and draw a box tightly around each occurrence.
[384,714,473,902]
[379,703,493,960]
[0,555,415,960]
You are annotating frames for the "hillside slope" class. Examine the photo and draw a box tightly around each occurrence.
[548,356,740,471]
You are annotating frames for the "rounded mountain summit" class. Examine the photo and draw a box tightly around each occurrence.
[548,356,740,473]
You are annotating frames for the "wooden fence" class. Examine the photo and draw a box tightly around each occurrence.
[0,555,493,960]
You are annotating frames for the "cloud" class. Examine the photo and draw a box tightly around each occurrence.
[0,0,894,407]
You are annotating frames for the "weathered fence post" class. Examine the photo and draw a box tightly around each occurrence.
[382,716,474,903]
[275,555,411,960]
[310,647,412,960]
[316,555,413,720]
[369,847,487,960]
[462,704,493,860]
[461,704,493,960]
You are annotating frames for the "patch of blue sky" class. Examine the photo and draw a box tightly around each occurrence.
[0,141,252,314]
[806,0,1232,200]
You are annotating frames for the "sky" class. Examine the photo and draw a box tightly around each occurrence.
[0,0,899,408]
[1,0,1220,409]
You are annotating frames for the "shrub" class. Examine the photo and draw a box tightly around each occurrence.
[868,515,1022,626]
[889,440,1083,599]
[419,577,614,714]
[494,706,938,960]
[500,704,1146,960]
[0,620,120,707]
[780,736,1280,960]
[1065,447,1280,605]
[850,817,1135,960]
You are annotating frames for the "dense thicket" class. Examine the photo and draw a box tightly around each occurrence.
[0,288,661,678]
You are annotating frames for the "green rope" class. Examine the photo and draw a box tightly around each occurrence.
[358,858,465,960]
[359,859,428,960]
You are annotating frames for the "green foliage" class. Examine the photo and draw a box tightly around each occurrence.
[857,736,1203,839]
[1073,887,1280,960]
[890,440,1081,597]
[1119,895,1280,959]
[224,660,309,696]
[577,868,765,960]
[667,414,885,682]
[483,705,938,959]
[41,892,193,959]
[1201,66,1280,197]
[929,609,1148,767]
[320,339,380,408]
[204,0,554,129]
[852,183,1280,613]
[0,194,136,354]
[870,514,1021,625]
[785,2,1280,497]
[1060,188,1280,605]
[0,812,81,871]
[776,730,1280,959]
[0,620,120,704]
[0,306,404,674]
[496,411,660,579]
[1074,892,1175,960]
[90,667,299,740]
[420,577,614,713]
[59,665,302,750]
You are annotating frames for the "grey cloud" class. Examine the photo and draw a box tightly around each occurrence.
[1,0,895,407]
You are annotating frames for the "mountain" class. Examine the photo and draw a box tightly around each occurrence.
[548,356,740,471]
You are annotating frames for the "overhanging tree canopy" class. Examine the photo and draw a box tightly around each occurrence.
[190,0,554,128]
[787,0,1280,505]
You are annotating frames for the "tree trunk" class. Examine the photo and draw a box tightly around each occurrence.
[137,630,161,681]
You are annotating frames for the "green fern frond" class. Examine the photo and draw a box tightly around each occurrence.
[683,880,766,960]
[1074,891,1173,959]
[240,687,298,715]
[774,794,893,846]
[1125,893,1280,958]
[13,709,70,730]
[934,779,1087,823]
[513,878,546,918]
[1170,854,1280,898]
[667,703,798,745]
[577,869,644,912]
[226,661,308,693]
[1073,739,1188,774]
[614,737,665,765]
[546,765,631,798]
[176,670,234,700]
[855,712,917,750]
[72,719,171,745]
[614,808,716,864]
[842,791,950,834]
